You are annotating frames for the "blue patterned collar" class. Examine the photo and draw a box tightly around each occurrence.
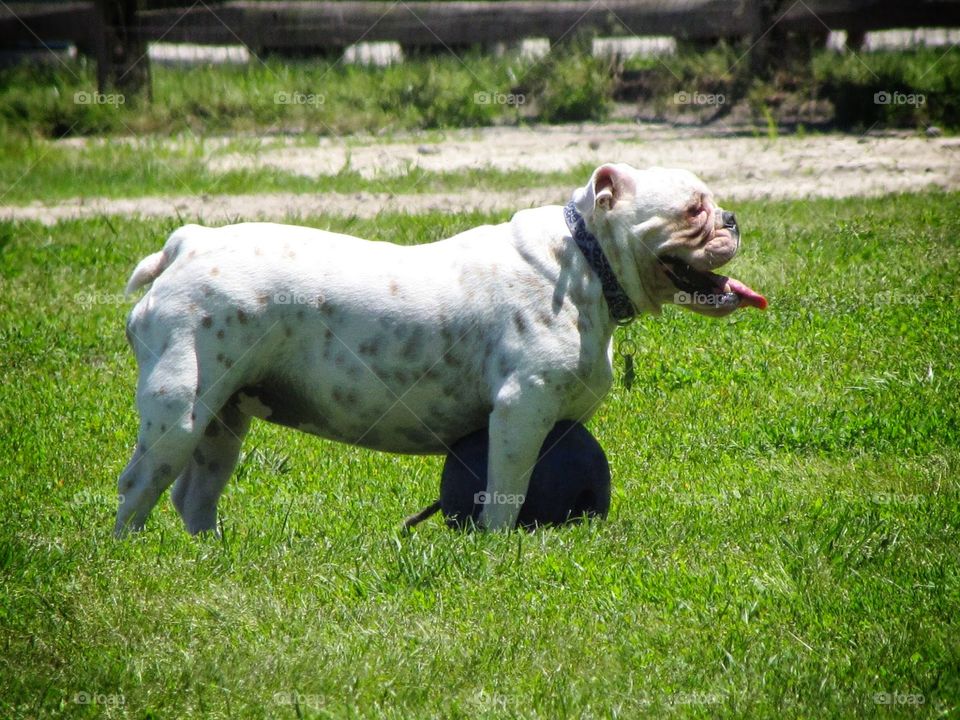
[563,202,636,323]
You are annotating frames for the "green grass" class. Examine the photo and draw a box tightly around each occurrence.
[0,134,595,205]
[624,43,960,130]
[3,44,957,144]
[1,192,959,718]
[0,48,610,141]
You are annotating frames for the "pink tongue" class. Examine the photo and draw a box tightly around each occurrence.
[727,278,768,310]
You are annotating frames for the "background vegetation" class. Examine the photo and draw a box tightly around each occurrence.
[1,43,956,139]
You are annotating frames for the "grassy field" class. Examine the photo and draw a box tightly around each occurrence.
[0,132,588,205]
[0,190,958,718]
[1,44,956,141]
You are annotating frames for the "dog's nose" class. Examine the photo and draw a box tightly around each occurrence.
[722,211,737,230]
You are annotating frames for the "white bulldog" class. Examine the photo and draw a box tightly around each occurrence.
[115,163,766,535]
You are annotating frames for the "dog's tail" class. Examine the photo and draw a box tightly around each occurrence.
[125,225,197,295]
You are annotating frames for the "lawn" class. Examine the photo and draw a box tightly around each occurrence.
[0,192,958,718]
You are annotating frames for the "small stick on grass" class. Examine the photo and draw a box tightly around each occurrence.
[403,500,442,529]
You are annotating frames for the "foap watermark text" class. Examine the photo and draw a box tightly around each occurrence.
[474,91,525,106]
[874,90,925,106]
[274,91,325,106]
[74,91,125,107]
[474,491,525,507]
[674,90,725,106]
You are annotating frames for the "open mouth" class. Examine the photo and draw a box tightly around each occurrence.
[660,255,767,311]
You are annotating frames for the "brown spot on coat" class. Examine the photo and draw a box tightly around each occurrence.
[210,267,220,276]
[216,329,225,340]
[201,315,213,328]
[237,309,249,324]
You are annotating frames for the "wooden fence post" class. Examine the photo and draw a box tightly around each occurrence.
[95,0,151,99]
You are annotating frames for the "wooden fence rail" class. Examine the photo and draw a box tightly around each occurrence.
[2,0,959,93]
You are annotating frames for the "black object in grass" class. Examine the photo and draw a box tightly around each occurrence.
[439,421,611,530]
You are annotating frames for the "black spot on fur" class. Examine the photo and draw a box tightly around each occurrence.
[236,377,330,431]
[401,327,424,361]
[237,309,248,324]
[513,311,527,334]
[358,338,381,357]
[193,449,206,465]
[201,315,213,328]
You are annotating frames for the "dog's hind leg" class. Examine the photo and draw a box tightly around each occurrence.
[171,401,250,535]
[115,333,223,536]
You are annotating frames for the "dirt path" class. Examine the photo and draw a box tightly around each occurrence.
[6,124,959,225]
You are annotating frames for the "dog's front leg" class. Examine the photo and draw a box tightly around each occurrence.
[479,380,559,530]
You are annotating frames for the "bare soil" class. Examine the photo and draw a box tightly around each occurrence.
[7,124,959,225]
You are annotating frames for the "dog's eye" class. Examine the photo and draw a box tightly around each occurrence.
[687,205,704,218]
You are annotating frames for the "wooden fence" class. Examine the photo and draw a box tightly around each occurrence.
[2,0,960,93]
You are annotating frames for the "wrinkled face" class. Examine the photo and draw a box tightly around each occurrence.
[573,163,766,316]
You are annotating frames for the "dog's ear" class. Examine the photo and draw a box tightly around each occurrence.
[572,164,634,217]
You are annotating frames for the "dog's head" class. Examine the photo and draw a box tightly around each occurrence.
[572,163,766,317]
